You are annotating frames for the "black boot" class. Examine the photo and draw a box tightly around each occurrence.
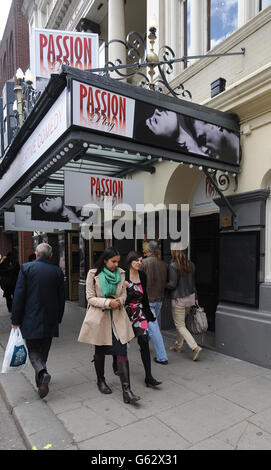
[93,355,112,394]
[138,336,162,388]
[118,360,140,404]
[112,355,118,375]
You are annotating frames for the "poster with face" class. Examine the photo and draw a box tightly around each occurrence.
[31,194,84,223]
[132,101,240,166]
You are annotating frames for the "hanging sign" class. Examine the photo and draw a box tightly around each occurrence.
[35,29,99,79]
[64,171,144,211]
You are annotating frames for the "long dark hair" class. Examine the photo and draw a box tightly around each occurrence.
[94,247,120,276]
[126,251,143,268]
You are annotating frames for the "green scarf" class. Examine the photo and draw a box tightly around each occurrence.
[98,267,121,298]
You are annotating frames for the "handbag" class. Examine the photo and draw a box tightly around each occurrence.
[1,328,29,373]
[185,305,208,335]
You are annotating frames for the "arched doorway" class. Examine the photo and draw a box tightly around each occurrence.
[163,165,220,343]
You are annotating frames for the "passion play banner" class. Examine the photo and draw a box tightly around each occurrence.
[64,171,144,211]
[72,80,135,138]
[35,29,99,79]
[72,79,240,167]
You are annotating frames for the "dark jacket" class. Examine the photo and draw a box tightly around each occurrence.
[0,257,20,294]
[141,255,168,302]
[11,257,65,339]
[125,270,155,322]
[166,261,198,300]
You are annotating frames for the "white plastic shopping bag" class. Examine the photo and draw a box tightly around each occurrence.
[1,328,29,373]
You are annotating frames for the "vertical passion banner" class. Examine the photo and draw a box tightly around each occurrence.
[72,80,135,138]
[0,90,67,201]
[35,29,99,79]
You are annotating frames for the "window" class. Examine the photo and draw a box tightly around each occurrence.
[260,0,271,10]
[207,0,238,50]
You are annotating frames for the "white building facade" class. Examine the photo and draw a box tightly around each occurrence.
[21,0,271,367]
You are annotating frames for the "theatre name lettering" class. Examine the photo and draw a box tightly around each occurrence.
[73,80,135,138]
[91,176,123,202]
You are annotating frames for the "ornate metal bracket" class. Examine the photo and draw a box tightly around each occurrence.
[95,30,193,99]
[203,166,239,230]
[90,28,245,101]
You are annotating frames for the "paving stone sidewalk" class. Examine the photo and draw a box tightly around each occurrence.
[1,294,271,450]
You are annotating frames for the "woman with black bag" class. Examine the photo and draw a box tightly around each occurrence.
[166,246,202,361]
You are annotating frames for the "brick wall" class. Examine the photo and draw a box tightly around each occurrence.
[18,231,34,264]
[0,0,29,94]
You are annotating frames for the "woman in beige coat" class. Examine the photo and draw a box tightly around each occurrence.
[78,247,140,404]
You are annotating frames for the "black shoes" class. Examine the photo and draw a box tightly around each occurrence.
[38,371,51,399]
[145,377,162,388]
[94,355,112,394]
[97,378,112,394]
[154,357,168,365]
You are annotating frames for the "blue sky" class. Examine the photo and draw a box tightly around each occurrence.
[210,0,238,48]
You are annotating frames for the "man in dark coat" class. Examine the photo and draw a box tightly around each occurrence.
[11,243,65,399]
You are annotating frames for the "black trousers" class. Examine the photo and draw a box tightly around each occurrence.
[25,338,53,378]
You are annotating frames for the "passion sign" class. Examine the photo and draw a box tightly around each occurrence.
[35,29,99,78]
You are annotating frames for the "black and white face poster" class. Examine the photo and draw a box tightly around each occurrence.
[133,100,240,166]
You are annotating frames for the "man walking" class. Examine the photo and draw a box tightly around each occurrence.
[11,243,65,399]
[141,240,168,364]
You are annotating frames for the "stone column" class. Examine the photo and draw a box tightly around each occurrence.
[165,0,181,76]
[190,0,204,60]
[108,0,126,77]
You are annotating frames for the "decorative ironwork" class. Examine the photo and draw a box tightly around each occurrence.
[97,28,193,99]
[13,68,41,136]
[203,166,239,230]
[92,26,245,101]
[211,169,238,193]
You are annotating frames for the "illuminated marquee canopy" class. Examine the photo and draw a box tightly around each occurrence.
[0,65,240,213]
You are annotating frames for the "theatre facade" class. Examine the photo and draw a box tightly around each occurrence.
[0,58,271,368]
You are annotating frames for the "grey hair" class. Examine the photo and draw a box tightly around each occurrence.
[35,243,52,259]
[146,240,159,255]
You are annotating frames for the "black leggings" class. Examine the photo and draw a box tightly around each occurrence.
[112,335,153,380]
[137,335,152,381]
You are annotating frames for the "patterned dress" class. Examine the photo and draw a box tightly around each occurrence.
[126,281,148,337]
